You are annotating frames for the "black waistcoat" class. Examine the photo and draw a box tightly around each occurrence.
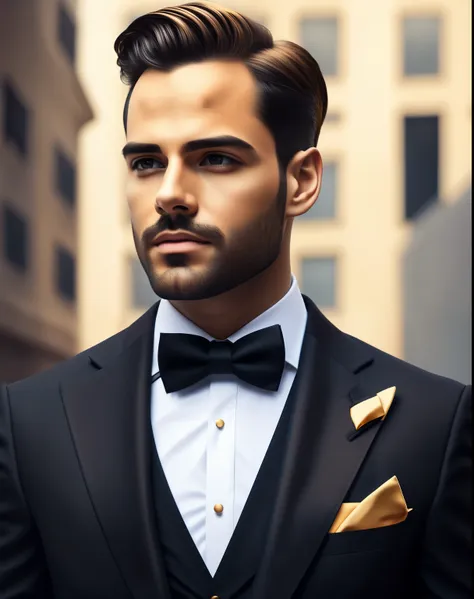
[151,378,297,599]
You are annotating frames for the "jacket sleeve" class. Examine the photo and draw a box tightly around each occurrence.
[0,384,52,598]
[418,383,472,598]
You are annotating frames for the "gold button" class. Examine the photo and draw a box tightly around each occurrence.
[214,503,224,514]
[215,419,225,429]
[211,596,220,599]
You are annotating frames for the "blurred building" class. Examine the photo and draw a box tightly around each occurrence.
[404,185,471,384]
[0,0,93,382]
[77,0,471,372]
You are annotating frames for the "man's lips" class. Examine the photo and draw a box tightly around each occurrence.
[152,231,211,254]
[153,231,209,245]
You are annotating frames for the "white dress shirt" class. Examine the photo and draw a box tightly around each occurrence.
[150,277,307,576]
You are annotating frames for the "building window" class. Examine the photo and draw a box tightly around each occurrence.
[299,161,338,220]
[300,17,339,77]
[404,116,439,220]
[403,16,440,76]
[130,257,159,309]
[2,82,29,156]
[2,204,28,271]
[300,257,337,308]
[58,3,76,64]
[56,246,76,301]
[55,146,76,206]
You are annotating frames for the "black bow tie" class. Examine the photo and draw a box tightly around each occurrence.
[158,325,286,393]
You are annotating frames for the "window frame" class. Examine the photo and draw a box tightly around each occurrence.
[2,202,29,272]
[399,12,444,79]
[297,13,342,79]
[55,245,76,302]
[2,80,30,157]
[57,2,77,65]
[54,144,77,208]
[403,113,441,221]
[298,254,340,310]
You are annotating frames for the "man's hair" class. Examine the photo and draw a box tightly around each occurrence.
[114,1,328,167]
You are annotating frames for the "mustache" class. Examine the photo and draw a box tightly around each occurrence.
[142,213,225,247]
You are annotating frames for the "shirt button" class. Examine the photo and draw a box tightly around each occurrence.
[214,503,224,514]
[215,419,225,429]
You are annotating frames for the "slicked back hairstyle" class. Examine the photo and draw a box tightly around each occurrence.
[114,1,328,167]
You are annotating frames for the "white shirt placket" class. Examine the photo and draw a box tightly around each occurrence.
[205,377,237,576]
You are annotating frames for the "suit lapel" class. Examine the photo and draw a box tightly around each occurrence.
[61,305,171,599]
[254,298,386,599]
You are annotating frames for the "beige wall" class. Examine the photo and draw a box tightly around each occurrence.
[0,0,92,381]
[77,0,471,357]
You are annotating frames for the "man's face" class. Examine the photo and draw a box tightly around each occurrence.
[124,60,286,300]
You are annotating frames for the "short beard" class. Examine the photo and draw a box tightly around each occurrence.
[134,175,287,301]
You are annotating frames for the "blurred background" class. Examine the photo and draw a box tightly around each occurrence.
[0,0,471,384]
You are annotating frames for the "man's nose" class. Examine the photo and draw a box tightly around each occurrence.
[154,162,197,216]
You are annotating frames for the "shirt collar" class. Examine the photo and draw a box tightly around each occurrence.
[153,276,307,372]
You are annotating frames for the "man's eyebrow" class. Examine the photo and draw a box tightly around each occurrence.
[122,142,161,157]
[121,136,255,158]
[183,136,255,153]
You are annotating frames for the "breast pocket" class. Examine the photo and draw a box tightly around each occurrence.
[319,518,414,556]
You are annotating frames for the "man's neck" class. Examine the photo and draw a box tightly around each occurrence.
[170,266,292,340]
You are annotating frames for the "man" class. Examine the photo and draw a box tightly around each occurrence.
[0,2,471,598]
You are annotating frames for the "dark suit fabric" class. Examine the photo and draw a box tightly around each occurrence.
[0,297,471,599]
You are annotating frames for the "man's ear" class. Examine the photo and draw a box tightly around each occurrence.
[285,148,322,218]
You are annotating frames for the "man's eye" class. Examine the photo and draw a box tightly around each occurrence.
[201,154,239,167]
[131,158,163,171]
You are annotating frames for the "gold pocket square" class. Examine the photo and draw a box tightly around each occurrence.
[329,475,412,533]
[350,386,396,430]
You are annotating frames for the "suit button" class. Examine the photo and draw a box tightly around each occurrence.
[215,419,225,429]
[211,596,220,599]
[214,503,224,514]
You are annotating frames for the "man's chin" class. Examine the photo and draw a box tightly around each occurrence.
[149,267,221,301]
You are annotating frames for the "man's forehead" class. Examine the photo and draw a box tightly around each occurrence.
[129,60,258,119]
[125,60,277,155]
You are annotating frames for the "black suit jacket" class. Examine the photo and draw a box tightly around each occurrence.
[0,298,471,598]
